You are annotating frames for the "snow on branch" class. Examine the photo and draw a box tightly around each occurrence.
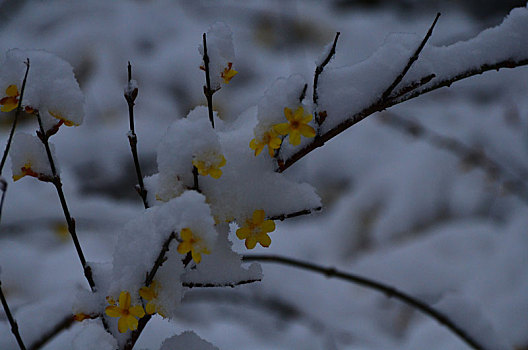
[278,6,528,172]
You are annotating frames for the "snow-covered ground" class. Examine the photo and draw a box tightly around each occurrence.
[0,1,527,349]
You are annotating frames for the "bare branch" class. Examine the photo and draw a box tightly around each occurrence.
[35,111,95,291]
[268,206,322,221]
[202,33,218,129]
[243,254,488,350]
[313,32,340,110]
[125,62,148,209]
[381,13,441,100]
[182,279,260,289]
[0,281,27,350]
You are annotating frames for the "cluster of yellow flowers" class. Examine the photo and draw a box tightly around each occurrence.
[100,281,165,333]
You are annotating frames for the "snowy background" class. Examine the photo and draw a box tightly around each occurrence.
[1,0,527,349]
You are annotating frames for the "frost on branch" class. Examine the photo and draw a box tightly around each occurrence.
[199,22,237,89]
[0,49,84,133]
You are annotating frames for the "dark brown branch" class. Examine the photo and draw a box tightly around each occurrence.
[28,315,74,350]
[243,254,488,350]
[202,33,217,129]
[381,13,440,101]
[0,280,27,350]
[379,112,528,205]
[145,232,178,287]
[124,314,151,350]
[299,83,308,103]
[278,58,528,173]
[313,32,340,110]
[182,278,260,289]
[35,111,95,291]
[125,62,148,209]
[268,206,322,221]
[0,59,30,176]
[390,74,436,100]
[192,166,200,192]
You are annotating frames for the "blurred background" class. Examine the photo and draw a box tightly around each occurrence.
[0,1,527,349]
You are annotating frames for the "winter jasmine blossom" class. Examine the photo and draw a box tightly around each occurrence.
[273,106,315,146]
[139,280,166,317]
[105,291,145,333]
[12,161,39,181]
[236,209,275,249]
[0,85,19,112]
[192,152,226,179]
[49,110,79,127]
[177,228,210,263]
[221,62,238,84]
[250,129,282,157]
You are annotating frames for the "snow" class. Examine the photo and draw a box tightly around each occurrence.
[0,1,527,350]
[160,330,219,350]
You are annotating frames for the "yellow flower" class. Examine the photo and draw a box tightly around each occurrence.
[249,129,282,157]
[221,62,238,84]
[192,152,226,179]
[12,161,39,181]
[0,85,20,112]
[236,209,275,249]
[49,110,79,127]
[105,291,145,333]
[139,280,166,317]
[273,106,316,146]
[73,313,94,322]
[177,228,210,264]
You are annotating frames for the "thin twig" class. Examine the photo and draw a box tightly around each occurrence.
[268,206,322,221]
[28,315,74,350]
[0,281,27,350]
[278,58,528,173]
[389,74,436,100]
[0,59,30,175]
[379,112,528,205]
[243,254,487,350]
[125,62,148,209]
[192,166,200,192]
[0,59,30,224]
[35,111,95,291]
[202,33,217,129]
[145,232,178,287]
[299,83,308,103]
[313,32,340,110]
[381,13,441,101]
[182,279,261,289]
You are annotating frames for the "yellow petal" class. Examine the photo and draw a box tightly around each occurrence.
[139,286,154,301]
[261,220,275,233]
[6,85,18,97]
[249,138,259,150]
[267,145,276,157]
[252,209,265,224]
[1,101,17,112]
[284,107,293,121]
[129,305,145,318]
[146,302,156,315]
[218,155,226,167]
[192,250,202,264]
[177,241,191,255]
[126,315,139,331]
[105,305,122,318]
[257,233,272,247]
[269,137,282,149]
[273,123,291,135]
[300,124,316,138]
[236,227,250,239]
[180,228,192,240]
[301,112,313,124]
[245,236,257,249]
[119,291,131,309]
[208,168,222,179]
[289,131,301,146]
[293,107,305,121]
[118,317,128,333]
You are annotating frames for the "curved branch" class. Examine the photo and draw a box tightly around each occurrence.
[242,254,488,350]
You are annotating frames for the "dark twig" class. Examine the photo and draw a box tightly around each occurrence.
[0,280,27,350]
[202,33,217,129]
[125,62,148,209]
[313,32,340,110]
[28,315,74,350]
[379,112,528,205]
[0,59,30,175]
[0,59,30,224]
[192,166,200,192]
[389,74,436,100]
[243,254,488,350]
[268,206,322,221]
[381,13,440,101]
[35,111,95,291]
[299,83,308,103]
[182,279,261,289]
[278,58,528,173]
[145,232,178,287]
